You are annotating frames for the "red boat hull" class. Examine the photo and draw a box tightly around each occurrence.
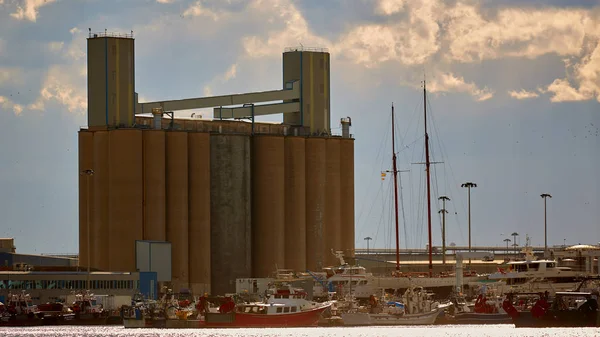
[200,305,330,328]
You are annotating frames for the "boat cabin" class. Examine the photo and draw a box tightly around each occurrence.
[237,303,300,315]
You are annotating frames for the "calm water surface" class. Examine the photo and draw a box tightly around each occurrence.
[0,325,599,337]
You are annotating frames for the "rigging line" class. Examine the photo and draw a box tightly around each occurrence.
[399,97,425,172]
[355,116,391,228]
[426,93,467,243]
[398,167,409,251]
[358,174,386,241]
[426,95,468,245]
[372,176,391,248]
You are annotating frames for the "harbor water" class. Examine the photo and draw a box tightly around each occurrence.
[0,325,599,337]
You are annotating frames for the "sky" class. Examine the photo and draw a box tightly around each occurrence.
[0,0,599,255]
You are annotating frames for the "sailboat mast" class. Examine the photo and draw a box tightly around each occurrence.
[391,104,401,271]
[424,81,433,277]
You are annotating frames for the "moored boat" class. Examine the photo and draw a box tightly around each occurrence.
[503,290,599,327]
[199,285,333,328]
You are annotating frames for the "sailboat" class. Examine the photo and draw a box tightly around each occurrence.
[339,82,462,326]
[364,82,486,293]
[311,82,486,306]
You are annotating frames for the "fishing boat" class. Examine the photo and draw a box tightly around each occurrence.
[503,290,599,327]
[0,291,42,326]
[198,285,332,328]
[437,292,512,325]
[340,286,447,326]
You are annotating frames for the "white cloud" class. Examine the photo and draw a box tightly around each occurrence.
[427,73,494,102]
[547,39,600,102]
[444,5,589,63]
[242,0,329,58]
[157,0,174,3]
[183,1,219,20]
[376,0,405,16]
[38,65,87,114]
[10,0,57,22]
[69,27,80,35]
[508,89,539,100]
[0,96,24,116]
[223,63,237,81]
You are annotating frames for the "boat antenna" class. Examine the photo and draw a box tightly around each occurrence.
[391,103,401,272]
[424,80,433,277]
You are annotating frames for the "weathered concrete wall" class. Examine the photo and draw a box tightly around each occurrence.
[210,134,252,295]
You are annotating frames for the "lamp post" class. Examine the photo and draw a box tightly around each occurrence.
[80,169,94,290]
[461,182,477,264]
[511,232,519,255]
[503,238,511,255]
[540,193,552,258]
[438,196,450,264]
[364,237,372,255]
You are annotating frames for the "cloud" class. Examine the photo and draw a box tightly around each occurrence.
[0,96,24,116]
[427,72,494,101]
[547,39,600,102]
[242,0,330,59]
[222,63,237,81]
[444,5,589,63]
[508,89,539,100]
[157,0,174,3]
[376,0,406,16]
[183,1,219,20]
[10,0,57,22]
[37,64,87,114]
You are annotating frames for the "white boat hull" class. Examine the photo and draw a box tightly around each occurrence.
[341,308,442,326]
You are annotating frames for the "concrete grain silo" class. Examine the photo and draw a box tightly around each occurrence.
[340,137,355,259]
[165,131,189,289]
[142,130,166,241]
[209,134,252,295]
[284,137,306,272]
[79,34,354,295]
[107,129,143,271]
[91,131,109,270]
[252,135,285,278]
[305,137,327,271]
[187,132,211,294]
[324,138,342,267]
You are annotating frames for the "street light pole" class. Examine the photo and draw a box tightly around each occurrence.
[461,182,477,264]
[81,169,94,290]
[438,196,450,264]
[504,238,511,255]
[511,232,519,256]
[541,193,552,258]
[364,237,372,255]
